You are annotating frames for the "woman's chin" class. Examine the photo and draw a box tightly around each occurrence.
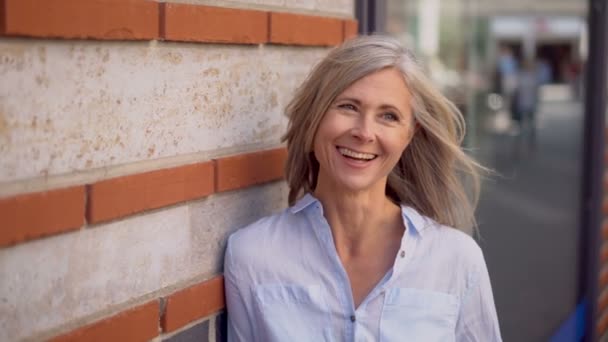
[330,177,383,194]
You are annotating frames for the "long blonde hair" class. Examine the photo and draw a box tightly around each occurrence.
[281,35,485,233]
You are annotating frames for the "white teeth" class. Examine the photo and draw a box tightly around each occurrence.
[338,147,376,160]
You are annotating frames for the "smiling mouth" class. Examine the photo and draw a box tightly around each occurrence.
[337,147,378,161]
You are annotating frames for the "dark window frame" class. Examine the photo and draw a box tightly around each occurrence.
[355,0,386,34]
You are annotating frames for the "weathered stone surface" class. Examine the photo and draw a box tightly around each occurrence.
[0,40,326,185]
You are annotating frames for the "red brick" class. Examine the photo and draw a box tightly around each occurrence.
[600,288,608,313]
[604,220,608,240]
[51,301,159,342]
[162,276,225,332]
[215,148,287,192]
[343,19,358,41]
[601,267,608,288]
[87,162,214,224]
[0,186,85,247]
[163,4,268,44]
[0,0,6,35]
[2,0,158,40]
[604,198,608,215]
[599,310,608,337]
[603,243,608,263]
[270,12,342,46]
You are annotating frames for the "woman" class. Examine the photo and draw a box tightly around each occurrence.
[224,35,501,341]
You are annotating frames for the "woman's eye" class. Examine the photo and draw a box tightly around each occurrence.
[338,103,357,111]
[382,112,399,121]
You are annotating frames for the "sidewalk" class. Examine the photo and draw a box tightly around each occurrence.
[475,100,583,341]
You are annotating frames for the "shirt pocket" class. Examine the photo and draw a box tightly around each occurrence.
[380,287,459,342]
[252,284,334,342]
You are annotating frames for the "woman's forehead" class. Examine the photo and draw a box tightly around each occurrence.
[335,68,412,109]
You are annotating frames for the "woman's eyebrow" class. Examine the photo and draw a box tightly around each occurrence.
[335,97,406,115]
[378,104,403,114]
[334,96,361,105]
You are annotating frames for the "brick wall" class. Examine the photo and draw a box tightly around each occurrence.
[598,145,608,339]
[0,0,357,340]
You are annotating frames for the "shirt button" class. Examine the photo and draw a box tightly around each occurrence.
[350,315,356,322]
[400,250,405,258]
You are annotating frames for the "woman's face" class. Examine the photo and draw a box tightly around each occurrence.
[313,67,415,194]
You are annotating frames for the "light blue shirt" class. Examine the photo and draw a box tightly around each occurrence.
[224,194,502,342]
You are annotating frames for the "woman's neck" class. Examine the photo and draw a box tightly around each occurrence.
[314,181,403,258]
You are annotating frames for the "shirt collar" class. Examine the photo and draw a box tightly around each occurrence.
[400,205,428,237]
[289,193,319,214]
[290,193,428,237]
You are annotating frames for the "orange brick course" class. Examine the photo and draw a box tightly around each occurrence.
[87,162,215,224]
[1,0,159,40]
[215,148,287,192]
[51,301,159,342]
[601,267,608,288]
[163,4,268,44]
[270,12,343,46]
[0,186,85,247]
[1,1,354,46]
[343,19,358,40]
[162,276,225,332]
[1,147,288,246]
[599,310,608,338]
[0,0,5,35]
[602,127,608,336]
[600,288,608,314]
[48,277,227,339]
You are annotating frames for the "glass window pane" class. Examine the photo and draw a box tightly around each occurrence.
[381,1,588,340]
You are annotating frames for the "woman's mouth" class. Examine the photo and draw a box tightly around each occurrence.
[337,147,377,161]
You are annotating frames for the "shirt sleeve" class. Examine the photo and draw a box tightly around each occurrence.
[224,235,255,342]
[455,251,503,342]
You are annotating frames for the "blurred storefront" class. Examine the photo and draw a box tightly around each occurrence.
[375,0,588,145]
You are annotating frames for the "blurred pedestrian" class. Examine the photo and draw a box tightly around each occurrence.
[497,46,519,115]
[511,59,540,149]
[536,57,552,85]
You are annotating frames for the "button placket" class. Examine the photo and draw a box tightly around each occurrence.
[310,207,357,340]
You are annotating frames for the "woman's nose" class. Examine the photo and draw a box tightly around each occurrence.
[350,117,375,142]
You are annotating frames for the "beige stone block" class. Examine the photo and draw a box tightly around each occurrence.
[0,39,326,184]
[161,0,355,17]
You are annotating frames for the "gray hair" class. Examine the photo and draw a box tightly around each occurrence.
[281,35,485,233]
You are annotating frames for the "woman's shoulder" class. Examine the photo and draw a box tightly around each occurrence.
[403,206,481,257]
[224,209,291,275]
[421,218,485,267]
[228,193,318,250]
[224,201,316,281]
[227,208,293,249]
